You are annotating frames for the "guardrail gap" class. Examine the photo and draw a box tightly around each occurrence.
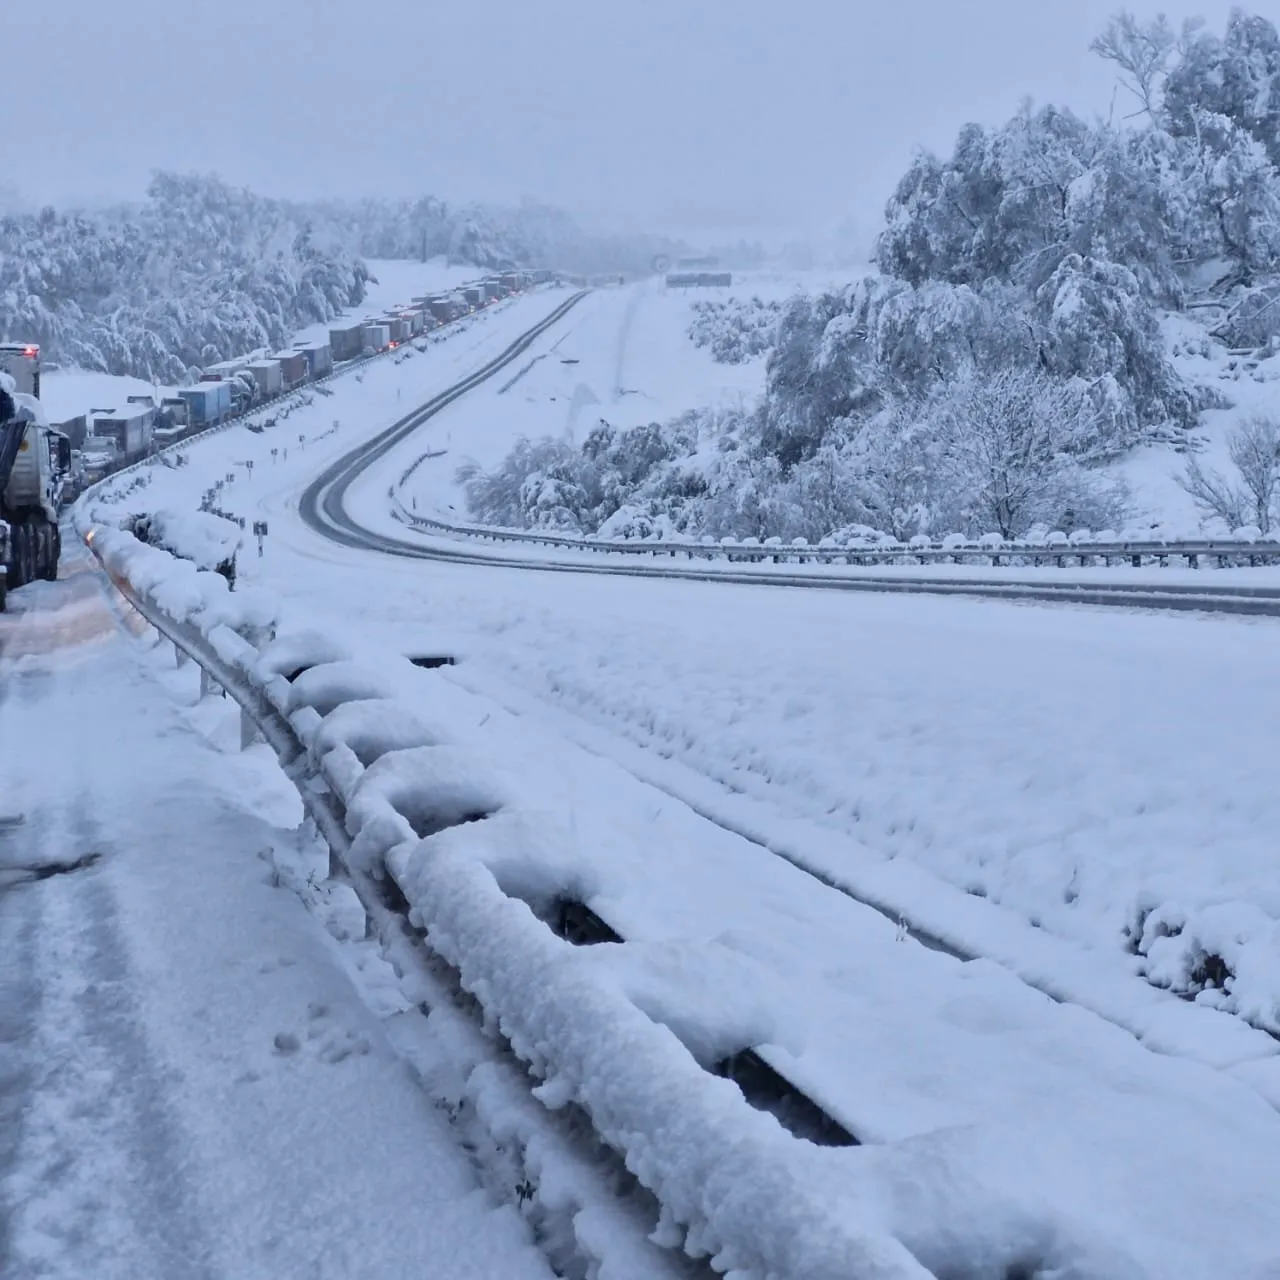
[713,1051,859,1148]
[543,897,858,1149]
[551,897,624,945]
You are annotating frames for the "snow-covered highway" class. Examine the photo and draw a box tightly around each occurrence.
[43,284,1280,1274]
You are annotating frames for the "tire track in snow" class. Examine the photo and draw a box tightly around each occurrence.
[1,793,218,1280]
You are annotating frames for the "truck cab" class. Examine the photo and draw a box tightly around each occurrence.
[0,352,72,608]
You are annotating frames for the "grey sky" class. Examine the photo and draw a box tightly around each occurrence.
[7,1,1248,240]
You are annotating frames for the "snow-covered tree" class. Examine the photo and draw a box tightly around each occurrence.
[1177,414,1280,532]
[0,173,369,382]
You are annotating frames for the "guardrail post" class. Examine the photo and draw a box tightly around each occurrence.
[1132,553,1141,568]
[174,642,188,668]
[1189,553,1199,569]
[200,667,217,699]
[240,707,261,751]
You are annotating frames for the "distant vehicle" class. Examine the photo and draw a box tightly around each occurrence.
[329,321,365,362]
[272,350,309,390]
[0,343,41,398]
[360,323,391,353]
[295,341,334,378]
[177,380,234,428]
[91,403,155,458]
[247,359,284,399]
[665,272,732,288]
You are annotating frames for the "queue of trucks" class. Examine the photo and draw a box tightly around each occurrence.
[0,267,555,605]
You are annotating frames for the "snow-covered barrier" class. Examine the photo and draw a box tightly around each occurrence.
[121,508,243,575]
[79,522,932,1277]
[391,488,1280,570]
[82,517,276,640]
[84,523,1280,1278]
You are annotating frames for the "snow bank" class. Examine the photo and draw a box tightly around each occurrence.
[391,827,1154,1280]
[311,699,441,766]
[126,508,242,572]
[85,522,277,639]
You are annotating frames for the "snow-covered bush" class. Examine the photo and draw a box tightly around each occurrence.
[687,297,782,364]
[1177,414,1280,534]
[121,508,242,584]
[927,369,1131,538]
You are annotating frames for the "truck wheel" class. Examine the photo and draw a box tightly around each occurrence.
[10,523,28,589]
[39,524,58,581]
[22,524,36,588]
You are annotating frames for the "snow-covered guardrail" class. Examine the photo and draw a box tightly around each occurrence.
[390,492,1280,571]
[82,514,934,1280]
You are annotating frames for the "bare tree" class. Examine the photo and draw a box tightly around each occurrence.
[933,369,1124,538]
[1181,415,1280,533]
[1175,455,1249,530]
[1090,12,1177,118]
[1228,416,1280,534]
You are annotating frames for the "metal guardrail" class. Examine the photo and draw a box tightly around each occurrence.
[391,496,1280,571]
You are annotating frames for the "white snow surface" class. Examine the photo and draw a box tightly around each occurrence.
[1113,314,1280,531]
[0,554,557,1279]
[396,273,823,521]
[115,585,1280,1277]
[83,283,1280,1042]
[74,280,1280,1270]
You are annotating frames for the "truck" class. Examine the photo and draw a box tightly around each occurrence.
[246,359,284,398]
[272,350,310,390]
[91,403,154,459]
[0,343,41,397]
[296,341,333,378]
[329,321,365,362]
[360,323,391,353]
[381,315,411,343]
[176,380,233,428]
[0,351,72,609]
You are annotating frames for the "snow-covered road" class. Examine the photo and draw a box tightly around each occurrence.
[92,292,1280,1035]
[0,554,559,1279]
[68,284,1280,1271]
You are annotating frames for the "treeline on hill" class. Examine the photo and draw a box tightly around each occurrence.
[0,174,371,384]
[465,10,1280,541]
[0,178,679,384]
[314,195,685,278]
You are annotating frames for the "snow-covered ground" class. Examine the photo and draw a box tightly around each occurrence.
[36,278,1280,1271]
[74,444,1280,1277]
[1115,313,1280,530]
[398,270,848,518]
[38,257,481,428]
[381,269,1280,540]
[81,283,1280,1043]
[0,550,560,1280]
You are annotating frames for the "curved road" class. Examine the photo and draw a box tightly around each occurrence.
[299,297,1280,619]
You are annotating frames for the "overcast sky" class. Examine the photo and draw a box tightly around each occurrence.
[6,1,1248,241]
